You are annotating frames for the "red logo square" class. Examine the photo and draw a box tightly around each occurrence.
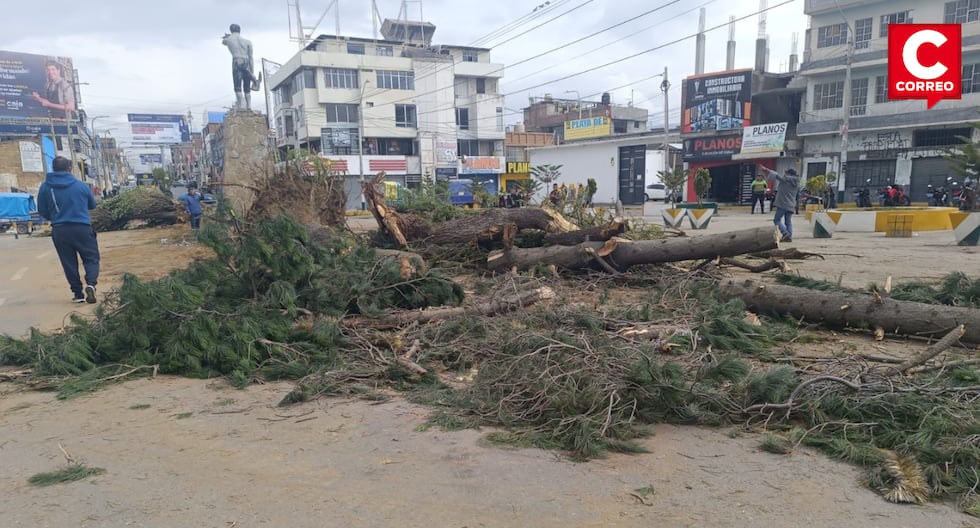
[887,24,962,109]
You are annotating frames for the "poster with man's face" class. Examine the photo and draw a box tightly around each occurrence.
[0,50,78,119]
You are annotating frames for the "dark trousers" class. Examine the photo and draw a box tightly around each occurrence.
[751,192,766,213]
[190,213,202,229]
[52,223,100,296]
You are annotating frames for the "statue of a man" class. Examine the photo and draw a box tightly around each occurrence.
[222,24,262,110]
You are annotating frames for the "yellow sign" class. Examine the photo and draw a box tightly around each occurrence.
[563,116,611,141]
[506,161,530,173]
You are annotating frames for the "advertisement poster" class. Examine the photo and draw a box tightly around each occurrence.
[681,69,752,134]
[19,141,44,172]
[563,116,611,141]
[739,122,788,156]
[0,50,78,120]
[128,114,191,144]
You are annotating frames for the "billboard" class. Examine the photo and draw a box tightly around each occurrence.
[682,133,743,161]
[128,114,191,144]
[564,116,611,141]
[681,69,752,134]
[139,154,163,164]
[0,50,78,120]
[737,122,788,158]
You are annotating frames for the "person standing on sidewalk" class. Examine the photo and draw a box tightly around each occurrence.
[750,172,768,214]
[37,156,101,304]
[178,185,204,230]
[758,164,800,242]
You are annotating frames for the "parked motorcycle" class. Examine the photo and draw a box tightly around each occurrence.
[854,179,873,208]
[958,180,978,211]
[880,184,911,206]
[927,176,953,206]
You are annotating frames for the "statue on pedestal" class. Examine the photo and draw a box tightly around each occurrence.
[222,24,262,111]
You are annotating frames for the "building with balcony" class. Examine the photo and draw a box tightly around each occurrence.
[797,0,980,201]
[267,18,507,208]
[522,93,649,143]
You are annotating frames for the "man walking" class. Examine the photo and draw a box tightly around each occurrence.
[758,164,800,243]
[178,184,204,230]
[37,156,101,303]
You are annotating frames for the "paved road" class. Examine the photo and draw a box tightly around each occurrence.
[0,231,100,338]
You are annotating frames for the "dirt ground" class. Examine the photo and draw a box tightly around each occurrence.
[1,215,979,528]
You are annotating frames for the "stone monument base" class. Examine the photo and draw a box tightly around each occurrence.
[220,110,271,218]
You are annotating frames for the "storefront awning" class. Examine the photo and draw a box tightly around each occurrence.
[731,151,785,161]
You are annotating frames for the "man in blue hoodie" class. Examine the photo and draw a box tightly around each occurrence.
[37,156,101,304]
[178,184,203,230]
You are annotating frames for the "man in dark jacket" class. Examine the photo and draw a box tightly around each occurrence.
[37,156,101,303]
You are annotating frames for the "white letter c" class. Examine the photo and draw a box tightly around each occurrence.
[903,29,948,80]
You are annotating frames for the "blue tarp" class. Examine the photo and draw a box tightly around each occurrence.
[0,193,37,220]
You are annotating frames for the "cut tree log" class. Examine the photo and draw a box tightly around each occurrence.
[422,208,579,246]
[347,286,557,329]
[718,278,980,344]
[487,226,781,273]
[542,217,627,246]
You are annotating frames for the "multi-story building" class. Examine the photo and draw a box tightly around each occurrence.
[267,18,507,207]
[797,0,980,201]
[522,93,649,142]
[501,125,555,191]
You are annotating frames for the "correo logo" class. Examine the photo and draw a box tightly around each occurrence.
[888,24,962,109]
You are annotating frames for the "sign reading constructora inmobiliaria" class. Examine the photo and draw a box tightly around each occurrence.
[681,68,752,134]
[127,114,191,144]
[564,116,611,141]
[0,50,79,119]
[739,122,788,156]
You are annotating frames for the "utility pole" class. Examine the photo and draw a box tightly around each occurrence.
[64,107,78,178]
[661,66,670,184]
[358,79,370,210]
[839,27,853,203]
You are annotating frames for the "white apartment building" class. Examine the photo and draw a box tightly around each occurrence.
[267,19,506,207]
[796,0,980,201]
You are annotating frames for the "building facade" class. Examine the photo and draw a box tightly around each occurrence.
[267,19,506,208]
[501,126,555,192]
[522,93,649,142]
[797,0,980,201]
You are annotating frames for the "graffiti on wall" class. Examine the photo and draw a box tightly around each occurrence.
[858,131,910,159]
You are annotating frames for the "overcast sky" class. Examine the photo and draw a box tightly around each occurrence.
[0,0,807,148]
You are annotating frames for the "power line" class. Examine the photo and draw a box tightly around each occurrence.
[480,0,597,49]
[469,0,572,48]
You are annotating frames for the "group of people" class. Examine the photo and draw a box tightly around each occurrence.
[549,182,591,206]
[35,156,207,306]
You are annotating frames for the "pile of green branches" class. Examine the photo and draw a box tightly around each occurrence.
[90,186,177,231]
[0,214,463,392]
[776,271,980,308]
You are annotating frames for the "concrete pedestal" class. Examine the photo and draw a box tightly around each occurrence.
[221,111,271,217]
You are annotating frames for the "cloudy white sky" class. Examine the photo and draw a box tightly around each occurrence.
[1,0,807,147]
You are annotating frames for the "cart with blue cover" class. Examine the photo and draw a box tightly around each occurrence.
[0,192,41,236]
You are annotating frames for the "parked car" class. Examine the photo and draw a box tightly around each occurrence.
[645,183,667,202]
[201,193,217,205]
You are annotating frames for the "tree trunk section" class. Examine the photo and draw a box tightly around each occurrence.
[423,208,579,246]
[718,279,980,344]
[542,217,626,246]
[487,226,781,273]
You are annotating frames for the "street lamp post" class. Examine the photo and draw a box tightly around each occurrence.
[89,115,109,191]
[565,90,582,120]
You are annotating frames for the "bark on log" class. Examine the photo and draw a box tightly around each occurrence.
[542,217,626,246]
[422,208,579,246]
[347,286,557,329]
[487,226,781,273]
[718,279,980,344]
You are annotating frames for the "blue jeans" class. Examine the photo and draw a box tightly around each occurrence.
[773,208,793,237]
[190,213,202,229]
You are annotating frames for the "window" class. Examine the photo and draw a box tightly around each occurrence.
[506,146,525,161]
[321,127,359,155]
[496,107,503,132]
[325,103,359,123]
[277,84,293,105]
[875,75,889,103]
[476,78,486,94]
[613,119,628,133]
[844,159,896,190]
[297,104,304,125]
[454,78,468,98]
[945,0,980,24]
[363,138,415,155]
[324,68,359,89]
[854,18,872,50]
[395,104,417,128]
[813,81,844,110]
[456,107,469,130]
[376,70,415,90]
[880,11,912,37]
[376,46,393,56]
[347,42,365,55]
[851,78,869,116]
[457,139,479,156]
[816,23,848,48]
[284,114,295,137]
[913,128,972,148]
[634,121,642,129]
[462,51,478,62]
[964,63,980,94]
